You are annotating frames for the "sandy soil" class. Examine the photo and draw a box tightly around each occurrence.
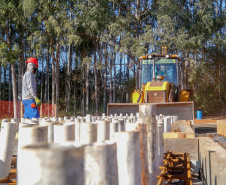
[194,114,226,124]
[194,119,218,124]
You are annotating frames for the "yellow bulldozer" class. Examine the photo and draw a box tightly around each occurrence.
[108,47,194,124]
[132,47,190,104]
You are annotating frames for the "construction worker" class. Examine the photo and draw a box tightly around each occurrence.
[22,57,41,119]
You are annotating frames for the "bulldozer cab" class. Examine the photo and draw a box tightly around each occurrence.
[140,58,179,87]
[132,51,189,103]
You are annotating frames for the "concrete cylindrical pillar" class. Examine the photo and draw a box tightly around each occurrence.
[11,118,19,123]
[92,117,96,123]
[97,120,110,142]
[85,141,118,185]
[163,117,171,132]
[86,114,92,122]
[17,125,48,181]
[74,118,80,142]
[80,122,97,144]
[172,115,178,123]
[156,120,164,177]
[18,119,39,133]
[0,122,17,179]
[64,116,69,121]
[112,119,125,132]
[45,120,55,143]
[18,125,48,150]
[31,118,39,123]
[51,117,58,122]
[25,119,39,125]
[54,122,75,143]
[139,105,157,185]
[118,119,125,132]
[114,131,142,185]
[0,119,9,130]
[17,143,84,185]
[109,117,113,123]
[39,118,45,126]
[110,121,118,139]
[70,116,75,121]
[125,122,136,131]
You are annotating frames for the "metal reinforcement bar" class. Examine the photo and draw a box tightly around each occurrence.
[157,151,192,185]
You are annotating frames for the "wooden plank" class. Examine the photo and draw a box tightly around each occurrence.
[217,120,226,137]
[164,132,187,139]
[164,132,179,138]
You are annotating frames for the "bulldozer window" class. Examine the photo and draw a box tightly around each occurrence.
[140,61,178,86]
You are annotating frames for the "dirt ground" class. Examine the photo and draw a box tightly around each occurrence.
[194,113,226,124]
[194,119,218,124]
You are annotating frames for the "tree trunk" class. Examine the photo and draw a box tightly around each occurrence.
[11,64,18,118]
[40,56,44,118]
[119,53,122,102]
[126,55,130,103]
[103,45,108,113]
[9,64,12,101]
[113,52,116,103]
[73,51,78,116]
[86,62,89,112]
[17,63,22,101]
[45,43,50,104]
[3,67,6,100]
[94,51,99,113]
[55,38,60,117]
[5,21,17,118]
[73,80,76,116]
[109,50,113,103]
[136,64,139,90]
[18,43,24,119]
[82,64,86,116]
[52,47,56,117]
[66,44,72,113]
[18,43,24,102]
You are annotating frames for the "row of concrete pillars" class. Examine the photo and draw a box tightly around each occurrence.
[0,105,178,185]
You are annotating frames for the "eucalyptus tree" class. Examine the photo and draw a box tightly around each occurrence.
[23,0,79,116]
[0,0,24,118]
[74,0,114,113]
[104,0,156,90]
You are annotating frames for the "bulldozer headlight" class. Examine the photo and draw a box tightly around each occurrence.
[147,55,153,59]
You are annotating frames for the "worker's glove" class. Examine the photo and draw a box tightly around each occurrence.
[35,97,42,106]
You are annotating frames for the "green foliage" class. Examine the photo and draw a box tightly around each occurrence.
[189,47,226,113]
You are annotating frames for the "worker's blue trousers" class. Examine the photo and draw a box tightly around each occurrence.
[22,99,40,119]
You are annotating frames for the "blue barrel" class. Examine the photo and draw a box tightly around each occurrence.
[197,111,202,120]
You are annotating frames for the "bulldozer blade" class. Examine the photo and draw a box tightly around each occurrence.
[107,102,194,127]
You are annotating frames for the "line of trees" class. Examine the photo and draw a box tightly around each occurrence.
[0,0,225,117]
